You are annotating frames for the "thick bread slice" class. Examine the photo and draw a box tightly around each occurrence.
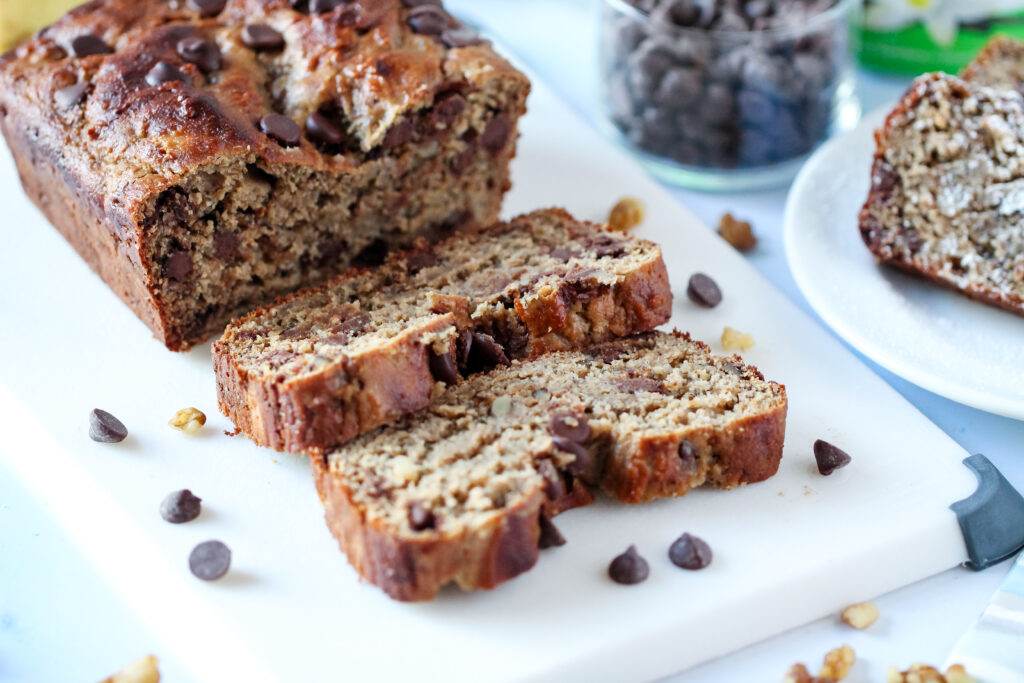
[859,73,1024,316]
[214,209,672,452]
[961,35,1024,95]
[313,331,787,602]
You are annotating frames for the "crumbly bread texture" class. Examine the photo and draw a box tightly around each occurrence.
[859,73,1024,316]
[961,35,1024,95]
[215,208,673,453]
[313,331,787,601]
[0,0,529,350]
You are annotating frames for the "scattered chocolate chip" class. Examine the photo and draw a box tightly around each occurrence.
[686,273,722,308]
[537,459,566,501]
[668,532,713,570]
[481,115,512,153]
[609,545,650,585]
[554,437,596,484]
[310,0,343,13]
[547,413,590,443]
[160,489,202,524]
[260,114,301,147]
[145,61,190,87]
[428,348,458,385]
[465,332,510,374]
[538,515,566,549]
[306,111,345,147]
[176,37,221,72]
[54,82,89,108]
[408,501,436,531]
[213,230,240,262]
[89,409,128,443]
[165,250,193,283]
[441,27,484,49]
[188,540,231,581]
[70,35,113,58]
[813,439,851,475]
[407,6,448,35]
[187,0,227,17]
[381,118,415,150]
[241,24,284,51]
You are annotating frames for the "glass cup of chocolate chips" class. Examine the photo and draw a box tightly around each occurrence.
[600,0,860,190]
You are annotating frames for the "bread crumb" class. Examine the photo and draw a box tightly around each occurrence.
[101,655,160,683]
[608,197,646,232]
[886,663,976,683]
[718,213,757,251]
[722,327,755,351]
[169,407,206,434]
[841,602,879,630]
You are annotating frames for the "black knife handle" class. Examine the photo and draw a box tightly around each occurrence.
[952,454,1024,570]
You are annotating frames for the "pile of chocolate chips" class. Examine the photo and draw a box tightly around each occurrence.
[602,0,845,169]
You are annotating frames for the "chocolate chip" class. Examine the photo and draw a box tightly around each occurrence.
[554,437,596,484]
[450,146,475,175]
[547,413,590,443]
[381,118,414,150]
[481,115,512,153]
[176,37,221,72]
[145,61,190,87]
[407,6,448,35]
[89,409,127,443]
[70,35,113,58]
[213,231,240,261]
[165,250,193,283]
[188,540,231,581]
[686,273,722,308]
[813,439,851,475]
[187,0,227,17]
[408,501,436,531]
[241,24,284,51]
[538,515,566,549]
[160,489,202,523]
[54,82,89,108]
[679,439,697,469]
[441,27,484,49]
[306,111,345,146]
[429,92,467,129]
[310,0,343,13]
[721,361,744,376]
[617,376,665,394]
[428,348,458,385]
[260,114,301,147]
[465,332,510,374]
[537,459,566,502]
[668,532,712,570]
[608,545,649,585]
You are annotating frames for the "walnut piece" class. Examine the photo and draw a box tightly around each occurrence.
[783,645,855,683]
[841,601,879,630]
[722,326,755,351]
[169,407,206,434]
[101,655,160,683]
[608,197,646,232]
[718,212,757,251]
[886,663,976,683]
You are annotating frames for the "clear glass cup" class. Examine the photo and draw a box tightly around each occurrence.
[599,0,861,191]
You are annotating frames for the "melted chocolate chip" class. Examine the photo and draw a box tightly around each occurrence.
[189,540,231,581]
[176,37,221,72]
[260,114,301,147]
[165,250,193,283]
[686,273,722,308]
[145,61,190,87]
[586,343,626,363]
[241,24,285,50]
[54,82,89,108]
[310,0,343,13]
[407,6,448,34]
[213,231,240,261]
[381,118,415,150]
[679,440,697,471]
[187,0,227,17]
[609,545,649,585]
[538,515,566,549]
[465,332,510,374]
[481,115,512,153]
[160,489,202,524]
[408,501,436,531]
[537,459,566,502]
[547,413,590,443]
[721,362,744,376]
[89,409,128,443]
[455,328,473,369]
[306,111,345,146]
[617,376,666,394]
[428,348,458,385]
[450,146,475,175]
[70,35,113,58]
[813,439,851,476]
[405,246,437,272]
[353,238,388,267]
[441,27,484,48]
[668,533,712,570]
[554,437,596,484]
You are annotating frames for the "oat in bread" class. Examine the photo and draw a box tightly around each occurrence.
[961,35,1024,95]
[859,73,1024,316]
[0,0,529,350]
[312,331,787,601]
[214,208,673,453]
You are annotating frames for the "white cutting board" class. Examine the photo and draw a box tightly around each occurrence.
[0,66,978,681]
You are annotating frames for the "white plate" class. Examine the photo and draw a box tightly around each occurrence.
[785,107,1024,420]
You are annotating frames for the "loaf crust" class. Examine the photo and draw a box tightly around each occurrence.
[214,208,674,453]
[0,0,529,349]
[313,331,787,601]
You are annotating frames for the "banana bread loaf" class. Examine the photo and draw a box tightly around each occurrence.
[214,208,673,453]
[859,73,1024,316]
[0,0,529,350]
[962,35,1024,94]
[313,331,788,601]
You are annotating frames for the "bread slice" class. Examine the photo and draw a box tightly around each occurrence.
[859,73,1024,316]
[961,35,1024,94]
[214,209,672,453]
[312,331,787,602]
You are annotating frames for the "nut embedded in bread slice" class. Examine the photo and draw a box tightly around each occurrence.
[313,331,788,602]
